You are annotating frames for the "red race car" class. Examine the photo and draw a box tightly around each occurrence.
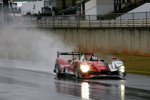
[54,52,126,79]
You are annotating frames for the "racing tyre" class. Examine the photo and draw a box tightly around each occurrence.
[75,67,81,79]
[63,68,67,77]
[55,65,61,78]
[118,71,126,79]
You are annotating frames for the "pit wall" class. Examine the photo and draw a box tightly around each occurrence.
[50,28,150,56]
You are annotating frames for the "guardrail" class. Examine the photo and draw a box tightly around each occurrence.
[24,12,150,28]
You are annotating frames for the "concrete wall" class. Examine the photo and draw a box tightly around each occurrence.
[51,28,150,56]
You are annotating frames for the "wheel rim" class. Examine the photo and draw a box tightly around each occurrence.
[56,65,60,75]
[56,67,59,74]
[75,67,80,78]
[119,71,124,79]
[75,71,79,77]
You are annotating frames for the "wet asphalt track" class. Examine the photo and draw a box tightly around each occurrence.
[0,66,150,100]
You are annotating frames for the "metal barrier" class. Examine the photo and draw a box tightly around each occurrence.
[22,12,150,28]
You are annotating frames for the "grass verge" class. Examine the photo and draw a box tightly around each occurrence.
[114,55,150,76]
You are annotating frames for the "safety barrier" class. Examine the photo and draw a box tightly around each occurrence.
[22,12,150,28]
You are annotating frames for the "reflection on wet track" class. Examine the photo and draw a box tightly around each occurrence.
[81,82,89,99]
[0,66,150,100]
[55,77,127,100]
[120,84,125,100]
[54,75,150,100]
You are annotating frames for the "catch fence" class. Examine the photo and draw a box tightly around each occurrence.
[19,12,150,28]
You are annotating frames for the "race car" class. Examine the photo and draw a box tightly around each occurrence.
[53,52,126,79]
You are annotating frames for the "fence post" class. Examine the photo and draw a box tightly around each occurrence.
[30,15,33,27]
[79,16,80,28]
[146,12,147,27]
[132,13,134,27]
[61,16,62,27]
[52,16,54,28]
[99,19,101,27]
[30,15,32,26]
[77,15,80,28]
[76,16,78,28]
[89,15,90,28]
[70,16,71,27]
[120,13,122,27]
[45,17,46,27]
[109,16,110,27]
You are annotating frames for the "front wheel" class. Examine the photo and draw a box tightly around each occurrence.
[75,67,81,78]
[118,71,126,79]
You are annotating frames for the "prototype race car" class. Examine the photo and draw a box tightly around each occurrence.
[54,52,126,79]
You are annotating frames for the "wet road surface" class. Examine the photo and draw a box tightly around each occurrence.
[0,66,150,100]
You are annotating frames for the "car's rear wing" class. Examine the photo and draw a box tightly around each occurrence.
[57,51,92,58]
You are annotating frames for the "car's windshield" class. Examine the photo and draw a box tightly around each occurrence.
[89,56,98,61]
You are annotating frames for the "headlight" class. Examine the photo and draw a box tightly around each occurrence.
[80,64,90,73]
[119,66,125,73]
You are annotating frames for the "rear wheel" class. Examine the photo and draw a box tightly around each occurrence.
[55,64,62,78]
[63,68,67,77]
